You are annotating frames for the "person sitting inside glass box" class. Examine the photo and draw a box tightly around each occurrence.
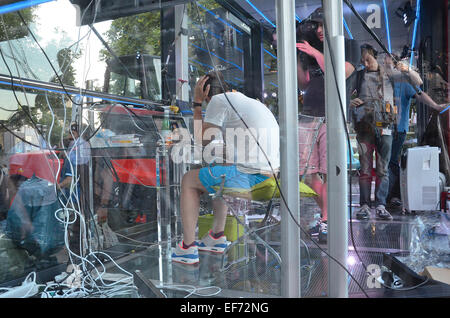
[172,71,281,265]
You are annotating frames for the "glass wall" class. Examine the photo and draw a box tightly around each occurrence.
[0,0,448,300]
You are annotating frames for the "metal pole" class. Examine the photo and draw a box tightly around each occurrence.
[276,0,301,298]
[175,4,189,102]
[0,74,164,108]
[323,0,349,298]
[86,80,95,246]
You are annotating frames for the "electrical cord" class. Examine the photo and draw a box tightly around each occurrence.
[343,0,422,96]
[56,0,99,79]
[0,1,139,299]
[0,122,40,148]
[321,0,427,283]
[158,283,222,298]
[326,0,435,293]
[318,5,368,274]
[0,46,45,138]
[194,3,370,298]
[16,11,82,107]
[0,16,33,110]
[380,276,430,291]
[0,0,99,147]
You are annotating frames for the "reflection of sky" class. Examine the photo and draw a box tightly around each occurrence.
[0,89,37,120]
[0,0,111,119]
[33,0,111,85]
[0,0,111,86]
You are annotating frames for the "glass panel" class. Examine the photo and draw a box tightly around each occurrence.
[0,0,448,300]
[0,0,164,290]
[187,1,249,96]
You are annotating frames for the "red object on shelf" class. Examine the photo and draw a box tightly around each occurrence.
[9,151,62,183]
[110,158,158,186]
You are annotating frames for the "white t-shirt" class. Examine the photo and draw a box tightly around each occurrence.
[204,92,280,174]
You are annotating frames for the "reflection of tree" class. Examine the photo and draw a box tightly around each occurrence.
[2,47,81,147]
[0,10,34,42]
[33,48,81,146]
[100,11,161,60]
[99,11,161,98]
[0,10,82,148]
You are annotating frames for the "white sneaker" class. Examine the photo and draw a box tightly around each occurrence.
[198,230,230,253]
[171,242,199,265]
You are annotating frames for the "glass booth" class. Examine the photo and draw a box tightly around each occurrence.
[0,0,448,300]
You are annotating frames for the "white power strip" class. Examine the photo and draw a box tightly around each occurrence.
[0,281,39,298]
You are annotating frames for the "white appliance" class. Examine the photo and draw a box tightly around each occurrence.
[400,146,441,211]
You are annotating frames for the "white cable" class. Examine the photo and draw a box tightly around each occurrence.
[0,0,140,299]
[159,283,222,298]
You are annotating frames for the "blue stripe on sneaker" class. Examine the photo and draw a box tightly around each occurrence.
[171,253,198,259]
[214,243,228,248]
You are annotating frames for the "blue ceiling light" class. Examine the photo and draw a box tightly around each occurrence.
[409,0,421,66]
[0,0,55,15]
[343,17,353,39]
[245,0,276,28]
[188,59,214,70]
[190,43,243,71]
[439,104,450,114]
[382,0,392,53]
[264,48,277,60]
[196,3,243,35]
[295,14,302,23]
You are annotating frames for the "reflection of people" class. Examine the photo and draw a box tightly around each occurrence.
[57,122,91,254]
[350,45,421,221]
[1,173,64,284]
[94,157,114,225]
[172,71,280,265]
[296,7,355,243]
[387,56,447,209]
[58,123,91,198]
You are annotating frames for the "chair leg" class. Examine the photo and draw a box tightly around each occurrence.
[220,198,282,272]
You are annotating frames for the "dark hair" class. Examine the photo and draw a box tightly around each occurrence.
[296,21,323,71]
[360,43,378,59]
[204,71,229,98]
[70,123,78,132]
[305,7,323,24]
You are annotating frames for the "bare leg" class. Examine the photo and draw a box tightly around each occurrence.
[305,173,328,222]
[180,169,207,245]
[211,198,228,234]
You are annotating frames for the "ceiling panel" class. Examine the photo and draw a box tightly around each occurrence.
[235,0,420,58]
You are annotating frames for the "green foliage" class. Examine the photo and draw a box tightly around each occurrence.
[0,9,34,42]
[32,47,81,146]
[100,11,161,61]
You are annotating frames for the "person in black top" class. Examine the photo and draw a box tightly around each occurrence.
[296,7,355,242]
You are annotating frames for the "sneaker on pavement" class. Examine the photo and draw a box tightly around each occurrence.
[308,220,327,243]
[356,204,371,220]
[172,242,199,265]
[198,230,230,253]
[308,221,321,237]
[318,221,327,244]
[375,205,393,220]
[389,197,403,208]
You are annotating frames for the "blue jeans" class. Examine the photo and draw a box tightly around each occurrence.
[357,130,393,207]
[388,131,407,201]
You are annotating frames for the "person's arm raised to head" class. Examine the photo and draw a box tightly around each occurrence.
[296,41,355,79]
